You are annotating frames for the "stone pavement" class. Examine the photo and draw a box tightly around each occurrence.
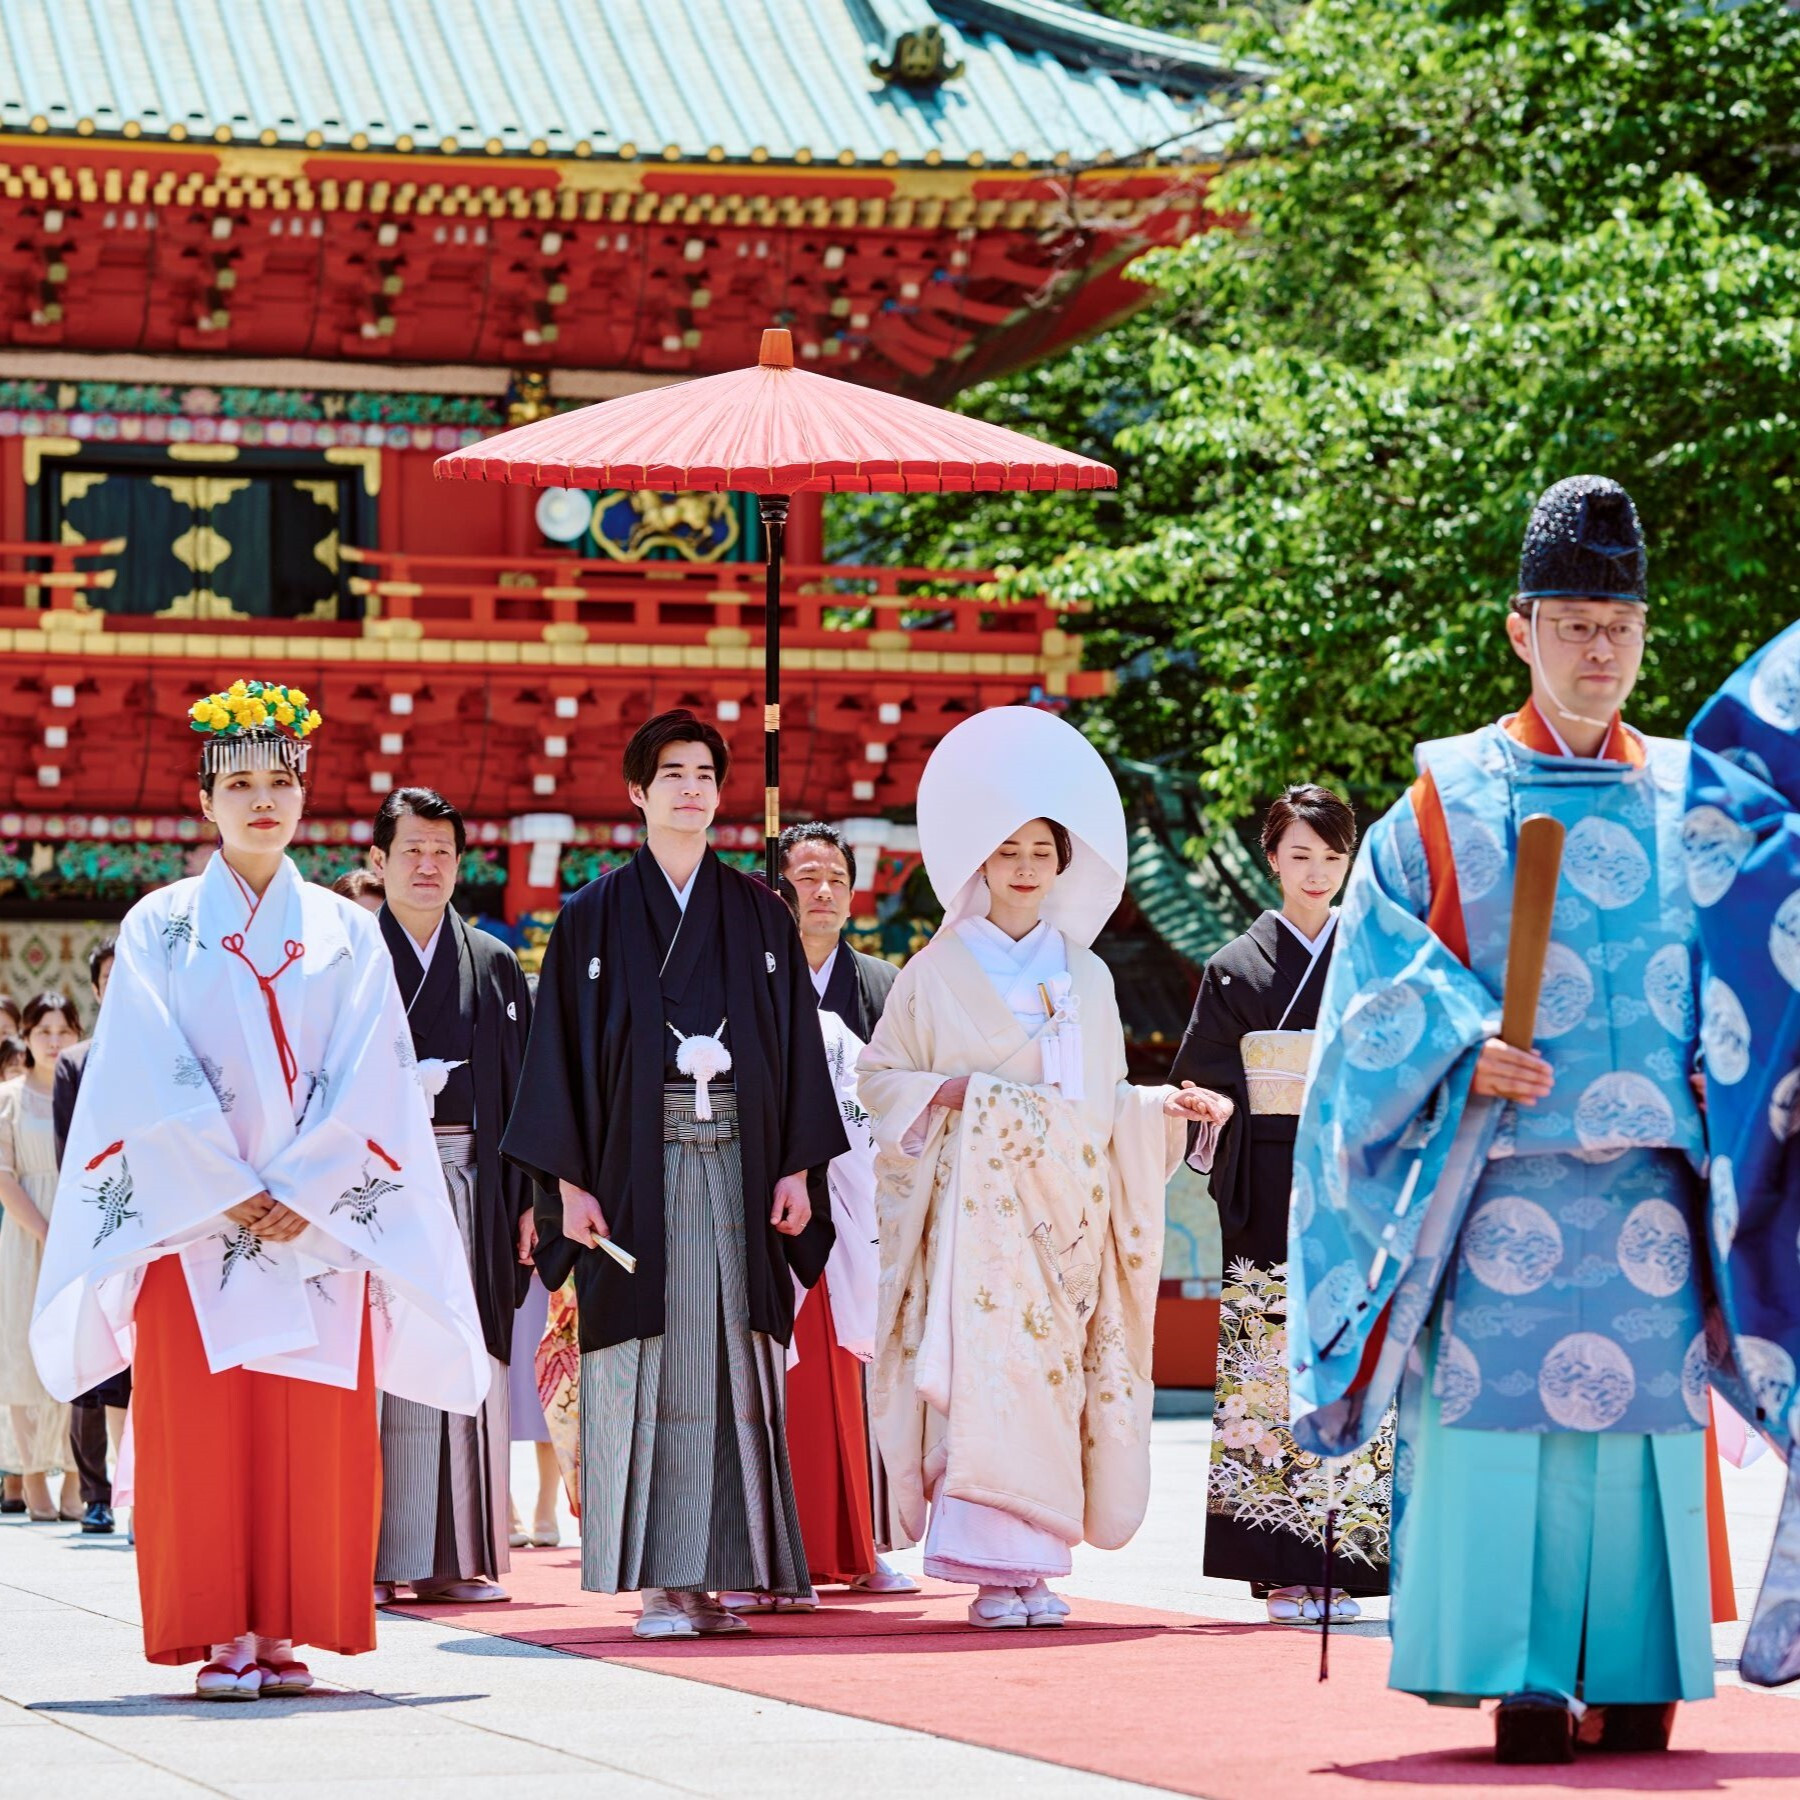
[0,1421,1787,1799]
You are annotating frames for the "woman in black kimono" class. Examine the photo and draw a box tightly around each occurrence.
[1171,785,1393,1624]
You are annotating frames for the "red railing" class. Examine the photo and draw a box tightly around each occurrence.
[0,538,124,601]
[339,546,1073,647]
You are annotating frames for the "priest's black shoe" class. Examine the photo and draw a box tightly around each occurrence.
[1494,1692,1575,1764]
[1577,1702,1676,1754]
[80,1502,114,1535]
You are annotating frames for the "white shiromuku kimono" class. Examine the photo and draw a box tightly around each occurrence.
[31,853,489,1415]
[858,916,1182,1582]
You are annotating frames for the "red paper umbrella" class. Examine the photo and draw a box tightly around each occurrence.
[437,328,1115,879]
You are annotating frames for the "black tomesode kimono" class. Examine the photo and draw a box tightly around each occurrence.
[502,847,845,1352]
[1171,910,1392,1595]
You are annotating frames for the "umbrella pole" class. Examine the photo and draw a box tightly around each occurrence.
[759,494,790,887]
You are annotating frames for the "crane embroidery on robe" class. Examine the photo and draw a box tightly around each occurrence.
[332,1159,401,1238]
[82,1157,139,1247]
[1029,1213,1099,1318]
[296,1067,330,1126]
[394,1033,417,1071]
[218,1226,275,1288]
[306,1272,338,1306]
[173,1052,236,1114]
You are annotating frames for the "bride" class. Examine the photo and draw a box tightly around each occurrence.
[858,707,1232,1628]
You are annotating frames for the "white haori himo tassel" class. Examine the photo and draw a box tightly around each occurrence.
[670,1019,731,1120]
[415,1058,467,1120]
[1036,979,1084,1102]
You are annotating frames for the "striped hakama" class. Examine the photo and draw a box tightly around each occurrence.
[374,1130,510,1587]
[578,1087,811,1597]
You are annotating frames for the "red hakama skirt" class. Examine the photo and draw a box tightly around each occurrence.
[132,1256,381,1664]
[786,1274,877,1586]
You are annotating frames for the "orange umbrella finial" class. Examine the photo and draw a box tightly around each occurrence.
[759,327,794,369]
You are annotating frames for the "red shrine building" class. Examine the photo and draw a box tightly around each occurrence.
[0,0,1236,982]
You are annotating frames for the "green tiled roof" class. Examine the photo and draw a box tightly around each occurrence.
[0,0,1237,167]
[1115,756,1277,969]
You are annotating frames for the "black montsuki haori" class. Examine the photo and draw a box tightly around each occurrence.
[1517,475,1647,603]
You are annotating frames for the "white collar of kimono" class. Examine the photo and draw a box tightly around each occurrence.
[663,860,700,914]
[955,917,1069,1031]
[1275,910,1337,958]
[915,705,1128,949]
[407,915,445,972]
[810,942,839,998]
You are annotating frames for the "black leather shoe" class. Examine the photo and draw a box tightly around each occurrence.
[1494,1692,1575,1764]
[80,1502,114,1535]
[0,1496,23,1515]
[1581,1702,1676,1753]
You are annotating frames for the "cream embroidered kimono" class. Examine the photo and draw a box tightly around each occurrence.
[858,927,1181,1555]
[31,853,489,1414]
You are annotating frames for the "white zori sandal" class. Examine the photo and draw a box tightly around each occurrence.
[848,1558,919,1595]
[254,1635,314,1697]
[1265,1585,1313,1624]
[632,1587,699,1640]
[967,1586,1029,1629]
[195,1635,263,1701]
[1017,1579,1070,1628]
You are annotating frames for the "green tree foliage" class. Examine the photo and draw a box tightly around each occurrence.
[838,1,1800,828]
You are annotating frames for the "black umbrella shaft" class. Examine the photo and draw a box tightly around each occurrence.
[760,495,790,888]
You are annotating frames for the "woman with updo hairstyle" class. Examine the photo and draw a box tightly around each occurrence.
[1171,784,1395,1622]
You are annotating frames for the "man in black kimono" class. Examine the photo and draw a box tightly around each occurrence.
[367,787,536,1606]
[778,822,896,1041]
[502,710,846,1641]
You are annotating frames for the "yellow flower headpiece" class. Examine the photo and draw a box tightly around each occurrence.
[189,678,322,774]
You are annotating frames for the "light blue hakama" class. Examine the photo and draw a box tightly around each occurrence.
[1389,1327,1714,1707]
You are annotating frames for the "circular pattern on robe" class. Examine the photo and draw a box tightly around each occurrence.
[1681,804,1756,907]
[1563,817,1652,912]
[1538,1332,1636,1430]
[1737,1336,1798,1424]
[1720,744,1774,787]
[1306,1260,1363,1350]
[1749,632,1800,730]
[1340,983,1427,1072]
[1772,892,1800,991]
[1460,1195,1564,1295]
[1713,1155,1739,1262]
[1617,1198,1693,1298]
[1770,1067,1800,1142]
[1534,941,1594,1039]
[1289,1163,1316,1235]
[1447,817,1506,903]
[1700,976,1752,1086]
[1434,1334,1482,1425]
[1574,1071,1675,1153]
[1681,1330,1712,1426]
[1642,943,1696,1040]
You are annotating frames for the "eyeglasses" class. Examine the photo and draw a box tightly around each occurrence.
[1544,616,1646,647]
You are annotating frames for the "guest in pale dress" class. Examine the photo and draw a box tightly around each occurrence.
[0,1038,26,1083]
[0,992,81,1521]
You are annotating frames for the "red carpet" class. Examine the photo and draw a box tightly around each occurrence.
[393,1554,1800,1797]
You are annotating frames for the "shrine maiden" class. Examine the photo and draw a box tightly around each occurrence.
[858,707,1231,1629]
[31,680,487,1700]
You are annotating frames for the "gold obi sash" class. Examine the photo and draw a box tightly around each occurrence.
[1240,1028,1314,1116]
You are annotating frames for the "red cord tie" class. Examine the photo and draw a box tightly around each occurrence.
[366,1139,400,1171]
[221,933,305,1101]
[85,1140,124,1171]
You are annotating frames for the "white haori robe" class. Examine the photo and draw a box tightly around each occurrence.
[858,925,1182,1560]
[791,1009,880,1368]
[30,852,489,1415]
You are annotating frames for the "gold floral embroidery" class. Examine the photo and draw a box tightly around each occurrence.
[1208,1258,1394,1568]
